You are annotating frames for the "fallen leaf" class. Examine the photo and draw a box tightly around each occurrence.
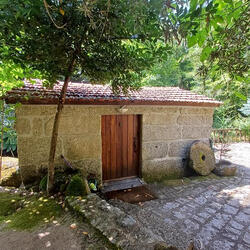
[38,232,50,239]
[59,8,65,15]
[70,223,77,229]
[82,231,88,235]
[45,241,51,248]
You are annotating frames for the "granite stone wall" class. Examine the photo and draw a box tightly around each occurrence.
[15,105,214,183]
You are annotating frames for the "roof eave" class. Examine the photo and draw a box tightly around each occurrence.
[5,96,222,107]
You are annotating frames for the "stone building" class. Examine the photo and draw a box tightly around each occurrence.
[5,81,221,184]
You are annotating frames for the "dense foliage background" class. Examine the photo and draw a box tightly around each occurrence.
[142,45,250,132]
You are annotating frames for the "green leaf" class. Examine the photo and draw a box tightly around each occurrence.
[190,0,198,11]
[197,29,207,47]
[187,35,197,48]
[234,91,247,101]
[214,83,223,90]
[214,15,224,24]
[200,46,212,62]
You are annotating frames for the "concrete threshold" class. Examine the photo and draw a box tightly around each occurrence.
[102,177,145,193]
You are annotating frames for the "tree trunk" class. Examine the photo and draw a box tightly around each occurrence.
[47,59,75,193]
[0,101,5,181]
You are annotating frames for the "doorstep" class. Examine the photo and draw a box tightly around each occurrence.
[101,177,145,193]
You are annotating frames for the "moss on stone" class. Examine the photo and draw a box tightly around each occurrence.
[143,171,183,184]
[66,175,88,197]
[188,173,220,181]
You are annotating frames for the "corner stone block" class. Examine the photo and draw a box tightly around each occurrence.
[17,136,63,166]
[71,159,102,178]
[44,116,55,136]
[142,158,184,181]
[62,136,101,160]
[32,117,44,136]
[45,115,89,136]
[16,117,31,135]
[182,126,202,139]
[87,114,101,134]
[62,106,89,114]
[168,140,194,158]
[180,107,214,115]
[16,105,56,116]
[143,125,181,142]
[19,165,39,184]
[59,115,89,135]
[201,127,212,138]
[142,142,168,160]
[177,115,204,126]
[205,115,214,127]
[143,113,178,126]
[150,106,180,114]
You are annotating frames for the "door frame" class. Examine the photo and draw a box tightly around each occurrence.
[101,114,142,182]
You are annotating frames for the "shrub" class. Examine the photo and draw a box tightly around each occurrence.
[39,167,79,193]
[66,175,87,197]
[39,175,47,191]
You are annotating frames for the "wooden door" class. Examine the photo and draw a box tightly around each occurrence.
[101,115,140,181]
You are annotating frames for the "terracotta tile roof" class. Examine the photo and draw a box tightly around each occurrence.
[5,80,221,107]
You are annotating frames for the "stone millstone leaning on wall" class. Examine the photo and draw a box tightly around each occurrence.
[188,141,216,176]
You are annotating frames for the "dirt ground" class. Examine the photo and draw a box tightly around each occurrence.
[0,213,112,250]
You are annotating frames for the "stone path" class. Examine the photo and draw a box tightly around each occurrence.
[111,143,250,249]
[67,194,192,249]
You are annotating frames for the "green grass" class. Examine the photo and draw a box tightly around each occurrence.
[0,193,23,221]
[0,193,63,231]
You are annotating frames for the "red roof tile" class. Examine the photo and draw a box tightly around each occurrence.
[5,80,221,107]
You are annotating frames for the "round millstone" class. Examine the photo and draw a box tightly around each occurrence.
[189,141,215,176]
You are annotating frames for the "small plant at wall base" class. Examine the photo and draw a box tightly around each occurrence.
[39,167,80,194]
[66,175,88,197]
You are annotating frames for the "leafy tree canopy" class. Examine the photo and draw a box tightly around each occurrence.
[180,0,249,81]
[0,0,249,90]
[0,0,170,92]
[142,46,198,90]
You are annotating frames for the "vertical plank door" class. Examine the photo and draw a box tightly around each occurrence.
[101,115,140,181]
